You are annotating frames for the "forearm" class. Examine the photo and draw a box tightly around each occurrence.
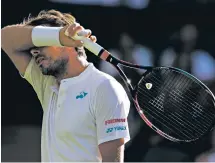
[102,150,124,162]
[100,145,124,162]
[1,23,86,54]
[1,24,67,74]
[1,24,34,52]
[1,25,69,51]
[1,23,87,74]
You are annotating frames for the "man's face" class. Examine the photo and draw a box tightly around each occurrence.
[30,46,70,77]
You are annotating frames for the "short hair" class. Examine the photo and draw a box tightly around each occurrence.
[23,9,86,58]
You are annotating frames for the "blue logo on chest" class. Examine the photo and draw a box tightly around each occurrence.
[76,92,88,99]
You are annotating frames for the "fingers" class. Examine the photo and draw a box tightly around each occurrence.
[89,35,97,42]
[86,30,92,38]
[64,23,97,47]
[65,23,81,38]
[65,23,91,38]
[72,35,96,47]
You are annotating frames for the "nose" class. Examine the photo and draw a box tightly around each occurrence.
[30,49,40,57]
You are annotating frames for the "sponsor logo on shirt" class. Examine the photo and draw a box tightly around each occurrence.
[76,91,88,99]
[105,118,126,125]
[106,126,127,133]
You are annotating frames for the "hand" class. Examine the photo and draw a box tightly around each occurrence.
[59,23,97,47]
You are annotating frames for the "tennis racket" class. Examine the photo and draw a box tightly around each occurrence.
[70,30,215,143]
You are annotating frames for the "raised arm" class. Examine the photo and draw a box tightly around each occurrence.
[1,25,34,75]
[1,23,86,75]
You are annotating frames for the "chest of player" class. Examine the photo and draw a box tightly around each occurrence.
[48,83,95,136]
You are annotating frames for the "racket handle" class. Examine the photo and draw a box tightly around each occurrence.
[65,29,104,56]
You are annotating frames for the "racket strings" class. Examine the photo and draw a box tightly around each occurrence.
[163,70,214,118]
[137,88,208,140]
[148,70,215,119]
[143,69,215,118]
[144,72,215,121]
[140,70,215,125]
[137,93,208,137]
[139,101,198,140]
[134,98,192,140]
[137,93,206,138]
[138,75,215,124]
[136,68,215,141]
[150,69,214,110]
[137,86,211,129]
[139,105,192,139]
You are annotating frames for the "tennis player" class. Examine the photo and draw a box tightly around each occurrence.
[1,9,130,162]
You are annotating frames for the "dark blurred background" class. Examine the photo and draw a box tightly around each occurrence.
[2,0,215,162]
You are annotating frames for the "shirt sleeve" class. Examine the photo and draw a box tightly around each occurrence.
[22,57,54,106]
[93,79,131,145]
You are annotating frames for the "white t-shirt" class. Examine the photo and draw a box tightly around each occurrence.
[23,58,130,162]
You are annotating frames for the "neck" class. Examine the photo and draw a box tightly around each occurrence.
[56,56,89,85]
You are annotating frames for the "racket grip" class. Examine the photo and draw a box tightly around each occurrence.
[65,29,104,56]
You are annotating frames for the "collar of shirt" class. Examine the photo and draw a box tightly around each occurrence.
[50,63,95,92]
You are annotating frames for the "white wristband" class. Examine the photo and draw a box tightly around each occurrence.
[32,26,63,47]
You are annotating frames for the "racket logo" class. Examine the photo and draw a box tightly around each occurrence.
[145,83,152,89]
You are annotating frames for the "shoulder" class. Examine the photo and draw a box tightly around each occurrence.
[93,68,125,94]
[88,64,129,103]
[90,65,120,88]
[94,76,129,105]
